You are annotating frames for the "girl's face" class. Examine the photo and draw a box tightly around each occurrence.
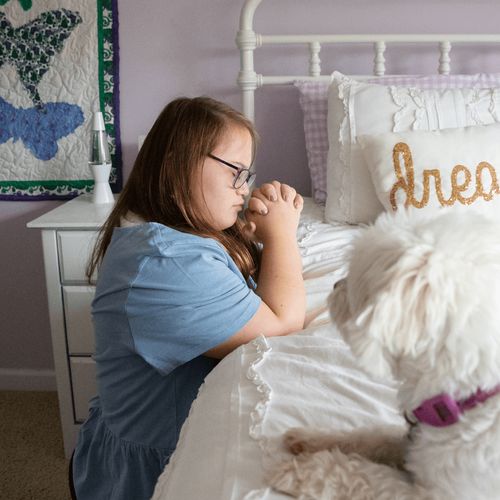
[191,125,253,231]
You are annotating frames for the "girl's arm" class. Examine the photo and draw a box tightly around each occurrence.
[205,181,305,359]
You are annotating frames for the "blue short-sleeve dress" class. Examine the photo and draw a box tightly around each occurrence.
[72,222,261,500]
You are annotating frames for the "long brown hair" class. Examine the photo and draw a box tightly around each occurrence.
[87,96,260,282]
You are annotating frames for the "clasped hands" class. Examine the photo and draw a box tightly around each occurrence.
[242,180,304,242]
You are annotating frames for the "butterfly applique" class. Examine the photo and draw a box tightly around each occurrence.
[0,96,84,160]
[0,9,82,108]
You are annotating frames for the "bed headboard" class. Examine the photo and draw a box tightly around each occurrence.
[236,0,500,122]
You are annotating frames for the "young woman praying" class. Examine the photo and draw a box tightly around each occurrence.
[71,96,305,500]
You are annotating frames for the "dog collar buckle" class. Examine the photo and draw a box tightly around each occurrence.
[412,385,500,427]
[413,393,460,427]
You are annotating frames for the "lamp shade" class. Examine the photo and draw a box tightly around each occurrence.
[89,111,111,166]
[89,111,114,204]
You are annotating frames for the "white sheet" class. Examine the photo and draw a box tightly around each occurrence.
[152,198,404,500]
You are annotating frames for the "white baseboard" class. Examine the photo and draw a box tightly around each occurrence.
[0,368,57,391]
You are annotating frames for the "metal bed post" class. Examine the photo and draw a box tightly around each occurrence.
[236,0,263,122]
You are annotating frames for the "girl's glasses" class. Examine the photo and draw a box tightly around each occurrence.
[208,153,256,189]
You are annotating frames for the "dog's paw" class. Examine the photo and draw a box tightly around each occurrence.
[283,428,333,455]
[283,428,313,455]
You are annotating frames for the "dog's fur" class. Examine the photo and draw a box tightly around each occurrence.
[268,209,500,500]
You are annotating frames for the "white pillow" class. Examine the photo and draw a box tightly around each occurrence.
[358,123,500,217]
[325,72,500,224]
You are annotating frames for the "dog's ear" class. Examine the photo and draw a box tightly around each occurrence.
[350,303,396,379]
[329,281,395,380]
[362,269,436,365]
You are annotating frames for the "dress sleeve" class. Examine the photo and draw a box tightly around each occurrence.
[125,239,261,374]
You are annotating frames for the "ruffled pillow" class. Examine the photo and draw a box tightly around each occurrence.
[324,72,500,224]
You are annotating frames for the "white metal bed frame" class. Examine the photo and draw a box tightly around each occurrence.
[236,0,500,122]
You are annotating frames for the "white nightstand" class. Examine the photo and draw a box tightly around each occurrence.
[28,194,115,457]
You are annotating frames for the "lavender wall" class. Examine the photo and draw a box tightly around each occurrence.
[1,0,500,383]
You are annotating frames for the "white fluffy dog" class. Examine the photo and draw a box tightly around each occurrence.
[269,209,500,500]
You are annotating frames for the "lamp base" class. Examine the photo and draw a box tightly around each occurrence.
[91,163,115,204]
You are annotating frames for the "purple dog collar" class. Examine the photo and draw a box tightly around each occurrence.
[411,385,500,427]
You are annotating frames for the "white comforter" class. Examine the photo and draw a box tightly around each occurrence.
[152,199,403,500]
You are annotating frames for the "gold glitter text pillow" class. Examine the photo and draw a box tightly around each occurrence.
[359,123,500,216]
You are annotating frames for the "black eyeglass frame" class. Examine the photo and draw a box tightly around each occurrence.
[208,153,256,189]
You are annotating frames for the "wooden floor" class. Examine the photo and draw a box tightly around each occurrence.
[0,391,71,500]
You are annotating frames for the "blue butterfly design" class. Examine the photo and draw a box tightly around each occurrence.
[0,96,84,160]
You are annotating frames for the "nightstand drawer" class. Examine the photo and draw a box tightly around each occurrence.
[63,286,95,355]
[58,231,98,283]
[70,357,97,422]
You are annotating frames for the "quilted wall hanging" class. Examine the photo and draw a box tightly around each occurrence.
[0,0,122,200]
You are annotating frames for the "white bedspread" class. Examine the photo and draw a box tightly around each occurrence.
[152,199,404,500]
